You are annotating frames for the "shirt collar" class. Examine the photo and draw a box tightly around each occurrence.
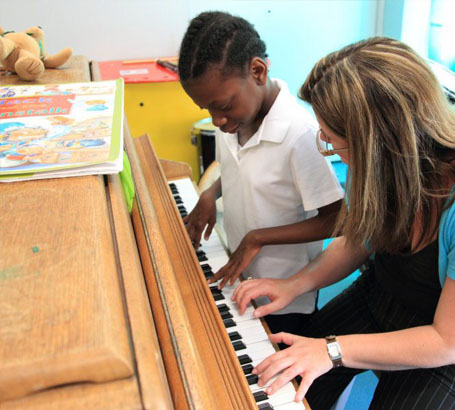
[253,78,292,144]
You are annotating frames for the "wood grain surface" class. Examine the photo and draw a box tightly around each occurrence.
[0,176,133,401]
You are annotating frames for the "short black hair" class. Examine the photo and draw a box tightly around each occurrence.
[178,11,267,82]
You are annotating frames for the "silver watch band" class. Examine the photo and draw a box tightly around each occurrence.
[325,335,343,368]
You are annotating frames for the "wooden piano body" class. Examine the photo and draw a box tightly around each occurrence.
[0,57,308,409]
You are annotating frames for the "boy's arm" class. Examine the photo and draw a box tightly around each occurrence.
[210,198,342,288]
[184,177,222,249]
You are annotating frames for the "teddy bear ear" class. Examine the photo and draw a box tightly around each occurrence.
[25,26,44,39]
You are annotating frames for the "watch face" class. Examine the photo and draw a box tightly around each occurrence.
[328,343,341,358]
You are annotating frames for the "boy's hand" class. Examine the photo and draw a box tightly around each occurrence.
[183,189,217,249]
[209,231,261,289]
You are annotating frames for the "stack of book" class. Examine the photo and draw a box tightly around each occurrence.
[0,79,124,182]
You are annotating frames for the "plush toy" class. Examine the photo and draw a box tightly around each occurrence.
[0,26,72,81]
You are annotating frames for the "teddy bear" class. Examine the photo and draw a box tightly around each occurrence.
[0,26,72,81]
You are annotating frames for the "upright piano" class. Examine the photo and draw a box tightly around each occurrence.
[0,57,309,409]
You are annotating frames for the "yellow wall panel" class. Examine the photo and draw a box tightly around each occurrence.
[124,81,209,181]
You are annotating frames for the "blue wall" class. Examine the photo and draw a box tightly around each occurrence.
[190,1,378,96]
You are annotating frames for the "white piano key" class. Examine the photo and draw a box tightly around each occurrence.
[275,402,306,410]
[240,345,276,363]
[216,301,257,323]
[231,328,269,345]
[228,318,267,332]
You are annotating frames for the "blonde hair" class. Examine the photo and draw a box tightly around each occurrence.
[300,37,455,253]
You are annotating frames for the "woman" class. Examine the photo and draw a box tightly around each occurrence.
[232,37,455,409]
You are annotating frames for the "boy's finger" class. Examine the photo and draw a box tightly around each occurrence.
[204,220,215,240]
[228,271,241,286]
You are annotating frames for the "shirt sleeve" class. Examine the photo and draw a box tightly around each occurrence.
[290,128,344,211]
[439,200,455,283]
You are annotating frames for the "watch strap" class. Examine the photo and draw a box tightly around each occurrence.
[325,335,343,368]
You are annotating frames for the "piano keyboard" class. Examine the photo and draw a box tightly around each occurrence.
[169,177,306,410]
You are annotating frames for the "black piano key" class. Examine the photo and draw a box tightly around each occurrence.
[253,391,269,403]
[217,303,230,313]
[175,199,183,205]
[223,318,236,328]
[195,249,208,261]
[228,331,242,342]
[203,267,214,278]
[181,212,188,218]
[201,264,212,273]
[246,374,259,385]
[258,403,274,410]
[232,340,246,351]
[213,293,225,301]
[238,354,252,365]
[173,195,182,201]
[211,289,224,300]
[220,311,233,320]
[242,363,254,375]
[169,183,176,189]
[178,205,186,211]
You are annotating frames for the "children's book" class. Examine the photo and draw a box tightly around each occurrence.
[0,79,124,182]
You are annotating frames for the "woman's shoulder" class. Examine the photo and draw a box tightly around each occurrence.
[439,196,455,284]
[439,195,455,245]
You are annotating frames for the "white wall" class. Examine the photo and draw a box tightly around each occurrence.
[2,0,379,94]
[2,0,190,60]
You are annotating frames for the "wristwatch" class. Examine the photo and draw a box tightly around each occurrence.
[325,335,343,368]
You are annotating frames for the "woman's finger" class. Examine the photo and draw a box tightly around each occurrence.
[253,299,284,318]
[266,364,302,396]
[235,282,266,314]
[295,376,313,403]
[269,332,300,347]
[257,357,295,387]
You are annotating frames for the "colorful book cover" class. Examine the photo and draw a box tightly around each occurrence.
[0,79,124,182]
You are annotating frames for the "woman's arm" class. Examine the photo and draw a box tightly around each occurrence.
[232,236,371,316]
[340,276,455,370]
[254,275,455,402]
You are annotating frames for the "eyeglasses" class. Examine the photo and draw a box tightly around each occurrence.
[316,128,349,157]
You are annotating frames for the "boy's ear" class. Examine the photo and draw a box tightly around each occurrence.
[250,57,268,85]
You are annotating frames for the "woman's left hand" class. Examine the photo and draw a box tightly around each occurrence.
[253,333,333,402]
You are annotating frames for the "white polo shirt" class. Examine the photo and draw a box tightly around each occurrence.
[215,79,344,314]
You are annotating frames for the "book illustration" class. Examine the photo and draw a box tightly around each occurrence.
[0,116,111,169]
[0,80,123,181]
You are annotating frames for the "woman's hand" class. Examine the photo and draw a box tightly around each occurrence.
[183,189,217,249]
[253,333,333,402]
[231,277,302,316]
[209,231,262,289]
